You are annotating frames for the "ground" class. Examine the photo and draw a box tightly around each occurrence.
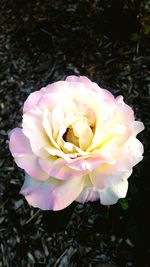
[0,1,150,267]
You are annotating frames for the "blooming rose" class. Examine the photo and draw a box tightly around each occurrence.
[9,76,144,210]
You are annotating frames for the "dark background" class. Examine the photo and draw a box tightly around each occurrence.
[0,0,150,266]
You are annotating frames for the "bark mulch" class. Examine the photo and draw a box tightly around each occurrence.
[0,1,150,266]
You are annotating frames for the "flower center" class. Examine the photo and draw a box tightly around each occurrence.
[63,127,79,147]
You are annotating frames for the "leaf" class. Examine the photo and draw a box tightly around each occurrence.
[118,198,129,210]
[130,33,143,41]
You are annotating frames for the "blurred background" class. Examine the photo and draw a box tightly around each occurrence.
[0,0,150,266]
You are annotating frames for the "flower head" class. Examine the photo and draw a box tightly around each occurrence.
[9,76,144,210]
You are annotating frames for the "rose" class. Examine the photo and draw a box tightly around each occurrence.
[9,76,144,210]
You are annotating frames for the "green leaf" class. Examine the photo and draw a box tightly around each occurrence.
[118,198,129,210]
[130,33,143,42]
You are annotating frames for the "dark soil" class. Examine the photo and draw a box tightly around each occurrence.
[0,1,150,267]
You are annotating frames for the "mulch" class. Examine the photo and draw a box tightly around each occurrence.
[0,1,150,266]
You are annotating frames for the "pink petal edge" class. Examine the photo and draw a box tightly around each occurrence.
[9,128,49,180]
[20,173,85,210]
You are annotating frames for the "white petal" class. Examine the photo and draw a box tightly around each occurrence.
[100,179,129,205]
[126,136,144,166]
[77,187,100,203]
[133,121,145,136]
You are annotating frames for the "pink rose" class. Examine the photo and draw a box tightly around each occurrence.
[9,76,144,210]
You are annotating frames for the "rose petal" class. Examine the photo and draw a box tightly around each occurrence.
[76,175,100,203]
[77,178,129,205]
[23,107,49,158]
[42,109,61,150]
[9,128,49,180]
[23,90,43,113]
[66,75,93,86]
[90,150,133,189]
[77,187,100,203]
[65,76,112,96]
[41,81,70,95]
[20,173,85,210]
[99,179,129,205]
[88,101,116,151]
[98,138,118,160]
[39,157,89,179]
[133,121,145,136]
[126,136,144,166]
[72,117,93,150]
[115,96,134,140]
[66,156,113,172]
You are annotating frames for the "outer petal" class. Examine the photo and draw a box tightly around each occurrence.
[9,128,49,180]
[126,136,144,166]
[77,179,129,205]
[133,121,145,136]
[99,179,129,205]
[66,75,94,86]
[22,107,49,158]
[41,81,70,95]
[77,187,100,203]
[90,153,132,189]
[42,78,114,105]
[65,76,114,97]
[66,156,113,172]
[23,90,43,113]
[39,158,89,179]
[115,96,134,131]
[20,173,85,210]
[39,154,114,180]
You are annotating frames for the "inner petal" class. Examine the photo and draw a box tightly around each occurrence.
[73,117,94,150]
[64,127,79,147]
